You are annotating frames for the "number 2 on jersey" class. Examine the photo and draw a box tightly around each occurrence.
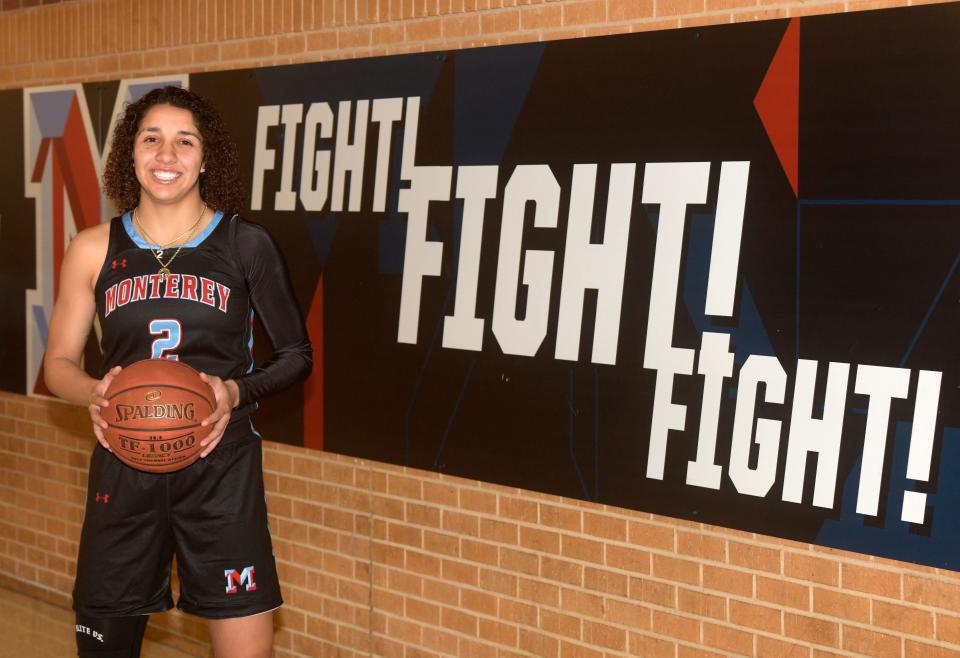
[149,319,182,360]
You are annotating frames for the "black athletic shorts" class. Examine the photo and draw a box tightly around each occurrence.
[73,420,282,620]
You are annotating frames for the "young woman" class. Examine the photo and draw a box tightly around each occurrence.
[44,86,312,658]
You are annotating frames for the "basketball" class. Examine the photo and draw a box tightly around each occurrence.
[102,358,216,473]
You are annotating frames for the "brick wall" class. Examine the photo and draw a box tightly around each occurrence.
[2,1,959,657]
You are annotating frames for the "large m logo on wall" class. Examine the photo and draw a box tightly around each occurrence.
[23,76,187,394]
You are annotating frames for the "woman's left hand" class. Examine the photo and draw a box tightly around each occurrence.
[198,373,240,458]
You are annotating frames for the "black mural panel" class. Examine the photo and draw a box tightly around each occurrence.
[3,5,958,569]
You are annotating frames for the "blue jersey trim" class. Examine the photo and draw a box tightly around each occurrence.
[123,210,225,249]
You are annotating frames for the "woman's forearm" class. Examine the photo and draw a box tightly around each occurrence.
[43,354,99,406]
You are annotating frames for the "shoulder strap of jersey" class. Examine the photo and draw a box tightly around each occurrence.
[97,216,130,280]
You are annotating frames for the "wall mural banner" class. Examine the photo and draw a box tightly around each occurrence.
[2,4,958,570]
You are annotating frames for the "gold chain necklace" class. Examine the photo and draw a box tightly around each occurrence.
[133,204,206,281]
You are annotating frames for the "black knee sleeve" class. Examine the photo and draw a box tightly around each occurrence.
[75,613,149,658]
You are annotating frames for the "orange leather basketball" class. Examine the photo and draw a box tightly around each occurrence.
[102,358,216,473]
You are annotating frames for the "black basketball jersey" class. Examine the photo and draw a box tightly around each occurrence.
[95,211,312,419]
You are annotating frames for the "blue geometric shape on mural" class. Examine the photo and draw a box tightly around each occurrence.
[817,424,960,570]
[32,90,74,137]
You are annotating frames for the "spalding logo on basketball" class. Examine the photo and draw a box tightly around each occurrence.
[103,358,216,473]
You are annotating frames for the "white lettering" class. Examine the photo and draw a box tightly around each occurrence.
[397,166,452,344]
[251,105,280,211]
[555,163,635,365]
[332,100,369,212]
[299,102,334,212]
[642,162,710,480]
[728,355,787,497]
[782,360,850,508]
[492,165,560,357]
[442,165,499,351]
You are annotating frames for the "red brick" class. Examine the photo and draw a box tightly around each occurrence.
[730,599,781,633]
[479,518,518,544]
[677,531,725,561]
[584,567,628,596]
[938,614,960,644]
[629,633,676,658]
[561,587,604,618]
[785,552,839,587]
[704,565,753,597]
[678,646,729,658]
[441,559,478,586]
[842,625,902,658]
[501,599,537,626]
[628,520,676,550]
[630,577,676,607]
[563,0,606,26]
[583,620,627,651]
[305,29,337,52]
[702,622,752,656]
[519,628,559,657]
[442,13,479,38]
[610,0,655,21]
[479,618,518,647]
[540,609,581,639]
[788,3,845,17]
[873,600,934,638]
[423,530,458,557]
[812,587,870,623]
[499,496,538,523]
[520,526,560,553]
[461,589,497,616]
[904,574,960,609]
[784,613,839,648]
[500,547,539,575]
[678,588,726,620]
[277,33,305,55]
[481,8,520,34]
[606,599,652,629]
[729,541,781,574]
[758,576,809,610]
[441,606,478,636]
[560,641,602,658]
[844,564,902,599]
[541,556,583,586]
[758,636,811,658]
[442,510,480,537]
[461,538,498,566]
[658,0,707,16]
[606,544,651,573]
[460,488,496,514]
[539,503,581,531]
[369,22,404,47]
[520,4,562,30]
[561,535,603,564]
[583,512,627,541]
[652,611,699,643]
[653,554,700,585]
[406,597,440,624]
[406,550,441,577]
[519,577,559,606]
[905,641,960,658]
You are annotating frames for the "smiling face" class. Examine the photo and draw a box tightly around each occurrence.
[133,103,204,208]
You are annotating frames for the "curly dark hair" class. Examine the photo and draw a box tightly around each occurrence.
[103,85,245,214]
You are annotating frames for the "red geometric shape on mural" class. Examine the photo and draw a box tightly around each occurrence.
[754,18,800,197]
[32,360,52,396]
[303,275,324,451]
[60,97,102,232]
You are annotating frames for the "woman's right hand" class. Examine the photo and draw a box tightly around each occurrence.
[88,365,121,451]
